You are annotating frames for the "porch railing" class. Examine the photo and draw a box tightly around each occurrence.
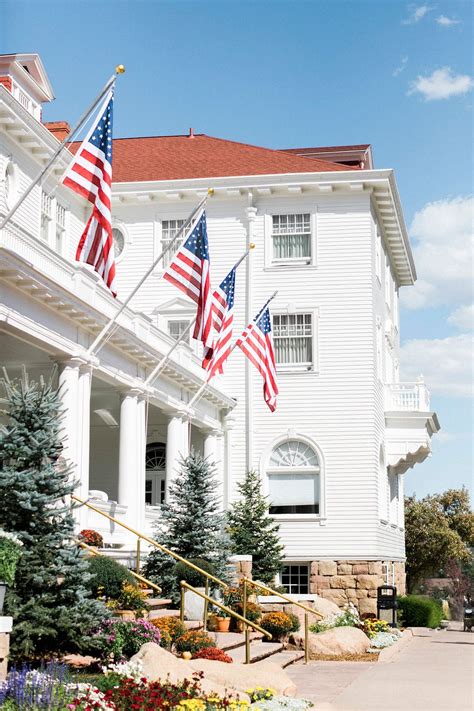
[384,379,430,411]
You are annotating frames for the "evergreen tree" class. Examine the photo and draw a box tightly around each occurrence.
[144,451,229,601]
[0,370,106,660]
[227,470,284,584]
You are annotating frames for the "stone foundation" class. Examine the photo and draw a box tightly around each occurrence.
[227,555,252,584]
[310,560,406,616]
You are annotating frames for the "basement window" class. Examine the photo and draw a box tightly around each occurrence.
[281,564,309,594]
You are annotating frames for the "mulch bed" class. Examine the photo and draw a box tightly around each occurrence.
[309,652,379,662]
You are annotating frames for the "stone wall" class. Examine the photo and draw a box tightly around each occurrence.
[310,560,406,616]
[227,555,252,585]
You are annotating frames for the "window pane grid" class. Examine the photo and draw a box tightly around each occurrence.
[273,314,312,366]
[162,219,185,267]
[281,565,309,594]
[272,214,311,261]
[168,319,191,343]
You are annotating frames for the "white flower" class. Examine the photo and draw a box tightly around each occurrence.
[102,658,146,682]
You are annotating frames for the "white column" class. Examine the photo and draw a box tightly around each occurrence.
[118,388,147,533]
[165,410,189,502]
[58,357,92,528]
[204,427,224,507]
[223,412,237,510]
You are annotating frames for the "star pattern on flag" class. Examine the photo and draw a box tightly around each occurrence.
[89,102,113,160]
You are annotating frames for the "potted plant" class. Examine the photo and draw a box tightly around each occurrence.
[0,530,23,614]
[216,612,231,632]
[78,529,104,548]
[110,581,149,620]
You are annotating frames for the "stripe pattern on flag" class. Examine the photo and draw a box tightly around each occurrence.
[163,210,213,349]
[202,266,236,375]
[63,89,117,296]
[236,305,278,412]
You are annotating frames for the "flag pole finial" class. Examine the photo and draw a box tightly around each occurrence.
[249,243,256,249]
[207,188,215,196]
[115,64,126,74]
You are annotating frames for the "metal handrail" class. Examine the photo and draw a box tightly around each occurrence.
[76,539,162,593]
[180,580,272,664]
[241,577,324,664]
[72,494,227,589]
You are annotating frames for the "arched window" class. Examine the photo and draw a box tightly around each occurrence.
[112,226,126,259]
[145,442,166,506]
[267,439,320,515]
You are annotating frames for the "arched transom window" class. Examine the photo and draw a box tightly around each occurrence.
[267,439,320,515]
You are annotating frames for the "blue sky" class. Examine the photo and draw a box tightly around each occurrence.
[2,0,473,499]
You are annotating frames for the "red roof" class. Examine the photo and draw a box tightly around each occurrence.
[68,133,355,182]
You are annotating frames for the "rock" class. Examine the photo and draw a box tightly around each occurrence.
[320,589,347,607]
[318,561,337,576]
[130,643,245,700]
[358,598,377,616]
[353,564,369,575]
[189,658,297,697]
[357,575,379,590]
[291,627,370,656]
[312,596,341,616]
[310,575,330,590]
[337,564,353,575]
[310,561,319,575]
[368,562,383,576]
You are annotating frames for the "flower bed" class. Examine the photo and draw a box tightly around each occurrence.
[91,618,161,662]
[309,603,360,634]
[367,628,402,652]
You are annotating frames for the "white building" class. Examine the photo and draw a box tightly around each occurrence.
[0,54,439,613]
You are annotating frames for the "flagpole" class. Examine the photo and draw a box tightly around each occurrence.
[144,243,255,389]
[86,191,213,358]
[186,289,278,414]
[0,66,125,231]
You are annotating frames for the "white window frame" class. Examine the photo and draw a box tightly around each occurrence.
[55,201,68,256]
[262,435,325,521]
[375,227,382,285]
[160,217,186,269]
[111,222,128,263]
[272,309,318,373]
[40,190,53,244]
[3,161,18,210]
[278,563,310,595]
[264,211,317,268]
[167,318,192,345]
[145,471,166,507]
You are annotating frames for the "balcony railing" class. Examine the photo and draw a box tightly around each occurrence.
[385,378,430,411]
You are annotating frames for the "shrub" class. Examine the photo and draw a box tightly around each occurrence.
[310,603,361,633]
[193,647,233,663]
[150,616,186,646]
[397,595,443,629]
[79,529,104,547]
[175,630,216,655]
[174,558,217,588]
[114,582,148,613]
[90,618,161,661]
[287,612,301,633]
[260,612,293,639]
[87,556,135,600]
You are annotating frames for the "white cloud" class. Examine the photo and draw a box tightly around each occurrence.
[436,15,460,26]
[403,4,432,24]
[448,304,474,331]
[400,196,474,311]
[408,67,474,100]
[400,334,473,398]
[393,56,409,77]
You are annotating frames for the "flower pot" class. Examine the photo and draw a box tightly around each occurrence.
[216,616,231,632]
[182,651,192,660]
[0,583,6,615]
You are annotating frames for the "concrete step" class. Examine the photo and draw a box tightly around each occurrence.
[227,640,284,664]
[147,609,180,619]
[266,649,306,668]
[210,631,264,651]
[147,598,173,609]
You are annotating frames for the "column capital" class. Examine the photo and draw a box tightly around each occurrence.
[203,426,224,438]
[223,412,237,431]
[246,205,258,222]
[54,353,98,371]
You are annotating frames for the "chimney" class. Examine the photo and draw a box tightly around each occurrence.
[44,120,71,142]
[188,127,195,138]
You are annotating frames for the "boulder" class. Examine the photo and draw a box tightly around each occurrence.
[291,626,370,656]
[189,658,297,697]
[312,596,341,617]
[130,643,246,700]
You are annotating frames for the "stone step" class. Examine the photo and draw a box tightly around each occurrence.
[147,598,173,609]
[227,640,284,664]
[147,609,180,619]
[266,649,306,668]
[210,630,264,651]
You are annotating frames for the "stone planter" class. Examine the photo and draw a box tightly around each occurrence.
[0,583,6,616]
[0,617,13,682]
[184,587,206,621]
[114,609,136,621]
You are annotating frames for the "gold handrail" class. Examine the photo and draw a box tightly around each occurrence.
[72,494,227,589]
[180,580,272,664]
[76,539,162,594]
[241,577,324,665]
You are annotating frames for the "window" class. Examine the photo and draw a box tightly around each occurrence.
[41,190,52,242]
[268,440,320,515]
[281,564,309,594]
[168,319,191,344]
[272,213,311,264]
[4,162,16,208]
[388,472,399,524]
[112,227,125,258]
[145,443,166,506]
[273,313,313,369]
[55,202,66,253]
[375,229,382,283]
[162,219,185,267]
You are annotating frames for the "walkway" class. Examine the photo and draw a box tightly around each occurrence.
[287,627,474,711]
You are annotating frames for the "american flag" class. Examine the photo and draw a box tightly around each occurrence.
[202,266,236,376]
[236,305,278,412]
[63,89,117,296]
[163,210,214,349]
